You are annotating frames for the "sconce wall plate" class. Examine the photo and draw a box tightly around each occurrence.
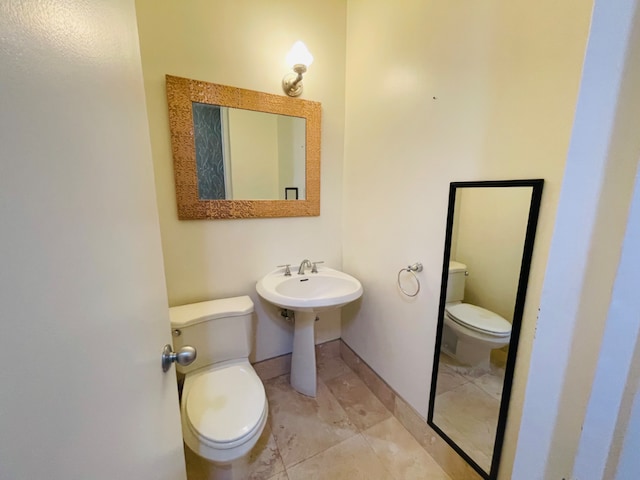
[282,64,307,97]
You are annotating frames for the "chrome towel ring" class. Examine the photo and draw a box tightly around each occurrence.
[398,262,423,297]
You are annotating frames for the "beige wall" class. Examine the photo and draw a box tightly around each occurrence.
[134,1,606,477]
[277,116,306,199]
[454,187,532,322]
[341,1,592,479]
[228,109,279,200]
[135,0,348,361]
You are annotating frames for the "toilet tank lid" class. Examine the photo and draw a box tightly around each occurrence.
[449,261,467,273]
[169,296,254,328]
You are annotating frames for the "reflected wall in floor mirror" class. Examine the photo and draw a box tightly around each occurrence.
[427,179,544,480]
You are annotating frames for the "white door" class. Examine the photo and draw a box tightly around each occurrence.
[0,1,186,479]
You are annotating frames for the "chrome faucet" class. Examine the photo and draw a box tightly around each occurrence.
[297,259,312,275]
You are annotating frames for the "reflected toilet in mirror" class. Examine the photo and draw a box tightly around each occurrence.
[442,260,511,369]
[434,260,511,475]
[428,179,544,480]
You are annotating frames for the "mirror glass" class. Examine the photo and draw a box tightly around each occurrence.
[428,180,544,479]
[192,103,306,200]
[166,75,321,220]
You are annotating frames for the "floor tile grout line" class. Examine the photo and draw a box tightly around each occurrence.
[265,372,362,474]
[338,340,484,480]
[281,431,366,474]
[323,364,395,439]
[262,342,471,479]
[267,352,394,477]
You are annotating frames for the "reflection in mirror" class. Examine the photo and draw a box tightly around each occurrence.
[192,103,306,200]
[428,180,543,480]
[166,75,321,220]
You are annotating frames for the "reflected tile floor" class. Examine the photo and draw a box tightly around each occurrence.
[185,355,451,480]
[433,353,505,473]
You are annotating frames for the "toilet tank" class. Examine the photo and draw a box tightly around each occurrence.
[446,261,468,303]
[169,296,254,374]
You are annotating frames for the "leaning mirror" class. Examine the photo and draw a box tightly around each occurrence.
[166,75,321,219]
[428,179,544,479]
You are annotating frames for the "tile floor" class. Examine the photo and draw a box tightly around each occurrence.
[185,352,451,480]
[432,353,505,472]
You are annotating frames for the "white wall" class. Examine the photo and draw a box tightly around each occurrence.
[341,1,593,478]
[135,0,348,361]
[0,1,185,478]
[615,367,640,479]
[579,171,640,480]
[514,0,640,477]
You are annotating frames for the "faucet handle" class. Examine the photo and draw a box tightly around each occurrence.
[311,261,324,273]
[277,264,292,276]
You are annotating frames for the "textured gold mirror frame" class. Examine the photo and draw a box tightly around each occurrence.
[166,75,321,219]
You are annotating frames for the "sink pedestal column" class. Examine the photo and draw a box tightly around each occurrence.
[290,311,317,397]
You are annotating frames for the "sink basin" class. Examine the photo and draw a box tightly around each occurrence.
[256,265,363,397]
[256,266,363,313]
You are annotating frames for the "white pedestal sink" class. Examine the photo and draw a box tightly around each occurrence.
[256,266,363,397]
[290,311,318,396]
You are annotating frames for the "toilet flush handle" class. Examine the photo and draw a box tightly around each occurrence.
[161,344,197,372]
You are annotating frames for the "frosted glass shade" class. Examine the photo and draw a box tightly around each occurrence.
[286,41,313,68]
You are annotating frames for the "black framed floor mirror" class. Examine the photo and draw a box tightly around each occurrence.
[427,179,544,479]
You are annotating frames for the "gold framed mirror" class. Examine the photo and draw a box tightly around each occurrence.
[166,75,321,219]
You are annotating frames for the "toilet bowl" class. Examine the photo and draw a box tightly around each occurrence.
[181,361,268,465]
[442,302,511,367]
[170,296,268,480]
[443,262,512,367]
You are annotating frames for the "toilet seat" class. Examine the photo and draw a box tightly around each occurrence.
[184,363,267,450]
[446,303,511,337]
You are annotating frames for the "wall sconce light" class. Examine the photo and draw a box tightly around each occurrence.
[282,41,314,97]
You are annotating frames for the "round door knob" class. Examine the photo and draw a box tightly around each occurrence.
[161,344,197,372]
[174,345,196,366]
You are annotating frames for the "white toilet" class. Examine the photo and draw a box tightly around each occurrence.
[441,261,511,368]
[169,296,268,480]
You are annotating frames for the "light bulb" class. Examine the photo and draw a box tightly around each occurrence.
[286,41,314,68]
